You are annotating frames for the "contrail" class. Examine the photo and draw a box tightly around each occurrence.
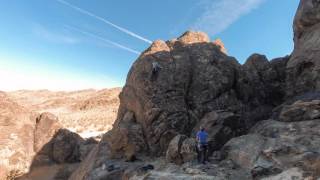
[66,25,140,55]
[56,0,152,44]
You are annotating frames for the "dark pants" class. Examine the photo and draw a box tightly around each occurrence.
[197,143,208,164]
[151,68,159,81]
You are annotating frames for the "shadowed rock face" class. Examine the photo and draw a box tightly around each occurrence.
[286,0,320,97]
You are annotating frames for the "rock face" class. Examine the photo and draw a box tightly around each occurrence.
[166,135,187,164]
[34,112,62,153]
[192,110,243,153]
[286,0,320,97]
[104,31,287,161]
[32,128,85,168]
[222,107,320,178]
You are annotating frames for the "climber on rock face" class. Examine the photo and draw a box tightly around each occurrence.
[196,126,208,164]
[151,61,162,80]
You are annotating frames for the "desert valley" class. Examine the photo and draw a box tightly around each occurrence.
[0,88,121,179]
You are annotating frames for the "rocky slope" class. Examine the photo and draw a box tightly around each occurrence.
[0,92,36,179]
[69,0,320,179]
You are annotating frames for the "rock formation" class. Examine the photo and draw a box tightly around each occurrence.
[213,38,227,54]
[105,31,287,161]
[0,102,97,180]
[222,97,320,178]
[68,0,320,179]
[286,0,320,97]
[34,113,62,153]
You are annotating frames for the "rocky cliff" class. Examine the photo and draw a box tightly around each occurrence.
[69,0,320,179]
[286,0,320,97]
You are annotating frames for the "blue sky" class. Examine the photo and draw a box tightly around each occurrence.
[0,0,299,90]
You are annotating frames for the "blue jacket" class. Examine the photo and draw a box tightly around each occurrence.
[196,130,208,144]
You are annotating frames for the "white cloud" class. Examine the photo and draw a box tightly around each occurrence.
[33,23,80,44]
[192,0,266,35]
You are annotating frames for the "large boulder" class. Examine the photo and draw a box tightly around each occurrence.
[166,135,198,164]
[166,135,187,165]
[52,129,84,163]
[192,111,244,154]
[286,0,320,97]
[221,116,320,179]
[0,101,95,179]
[107,31,242,159]
[180,138,198,163]
[31,128,85,168]
[102,31,287,161]
[34,112,61,152]
[105,111,147,160]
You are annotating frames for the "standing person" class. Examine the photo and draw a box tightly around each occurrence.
[196,126,208,164]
